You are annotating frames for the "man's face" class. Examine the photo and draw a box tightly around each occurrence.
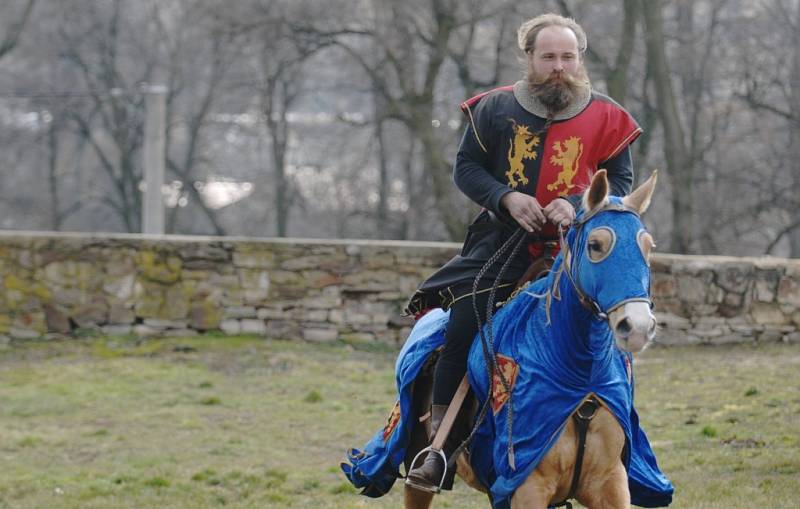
[528,26,581,80]
[526,25,587,113]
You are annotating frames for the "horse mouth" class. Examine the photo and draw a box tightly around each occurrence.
[609,301,656,353]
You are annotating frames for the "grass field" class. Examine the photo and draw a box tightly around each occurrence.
[0,336,798,509]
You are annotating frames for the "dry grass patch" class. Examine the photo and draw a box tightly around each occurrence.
[0,336,797,508]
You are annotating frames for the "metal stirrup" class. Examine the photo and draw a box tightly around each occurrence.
[405,447,448,493]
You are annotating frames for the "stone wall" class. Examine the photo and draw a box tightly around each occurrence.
[1,231,798,345]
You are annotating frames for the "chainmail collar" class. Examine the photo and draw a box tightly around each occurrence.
[512,80,592,121]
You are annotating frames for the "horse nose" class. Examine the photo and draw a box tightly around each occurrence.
[615,317,632,338]
[610,301,656,352]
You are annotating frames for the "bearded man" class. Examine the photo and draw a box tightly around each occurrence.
[404,13,641,494]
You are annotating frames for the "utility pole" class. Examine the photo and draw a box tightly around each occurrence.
[142,84,167,235]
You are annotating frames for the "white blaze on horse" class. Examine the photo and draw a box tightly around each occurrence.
[342,170,672,509]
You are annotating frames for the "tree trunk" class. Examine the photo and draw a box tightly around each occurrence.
[789,0,800,257]
[47,119,62,231]
[641,0,693,253]
[605,0,638,105]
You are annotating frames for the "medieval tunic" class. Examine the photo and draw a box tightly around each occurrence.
[405,81,641,316]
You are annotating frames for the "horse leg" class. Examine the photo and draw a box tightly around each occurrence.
[577,407,630,509]
[580,463,630,509]
[510,471,558,509]
[404,486,435,509]
[404,419,435,509]
[404,365,435,508]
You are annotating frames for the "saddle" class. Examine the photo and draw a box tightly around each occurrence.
[515,245,557,289]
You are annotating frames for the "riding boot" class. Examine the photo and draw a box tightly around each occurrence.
[405,404,466,493]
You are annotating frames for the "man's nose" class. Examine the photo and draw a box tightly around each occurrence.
[553,58,565,71]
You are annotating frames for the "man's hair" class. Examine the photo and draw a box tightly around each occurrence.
[517,13,587,56]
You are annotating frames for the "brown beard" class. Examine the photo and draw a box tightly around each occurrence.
[526,66,590,115]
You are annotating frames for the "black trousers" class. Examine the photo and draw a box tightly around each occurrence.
[432,284,514,406]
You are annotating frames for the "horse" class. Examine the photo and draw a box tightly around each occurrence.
[403,169,663,509]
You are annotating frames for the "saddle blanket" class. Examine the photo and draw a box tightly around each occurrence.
[341,302,673,507]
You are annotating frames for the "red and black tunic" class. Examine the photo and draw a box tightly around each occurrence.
[405,86,641,316]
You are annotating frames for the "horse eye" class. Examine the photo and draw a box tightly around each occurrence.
[587,227,615,262]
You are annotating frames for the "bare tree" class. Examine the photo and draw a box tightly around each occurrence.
[736,0,800,255]
[0,0,36,61]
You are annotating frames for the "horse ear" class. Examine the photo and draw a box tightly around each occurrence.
[623,170,658,214]
[583,169,609,211]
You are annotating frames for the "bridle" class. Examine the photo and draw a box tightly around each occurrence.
[556,202,654,324]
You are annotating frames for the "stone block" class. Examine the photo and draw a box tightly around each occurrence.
[304,309,329,322]
[784,331,800,343]
[693,304,719,316]
[240,319,267,335]
[9,327,41,339]
[265,320,299,339]
[371,313,391,325]
[143,319,187,330]
[345,310,373,325]
[657,312,691,330]
[179,244,230,269]
[303,294,342,309]
[777,276,800,306]
[730,324,759,336]
[694,316,728,325]
[232,249,276,269]
[13,311,47,335]
[310,273,342,289]
[220,319,241,335]
[328,309,345,324]
[651,275,677,298]
[103,273,136,301]
[161,328,198,337]
[102,325,133,336]
[693,324,730,338]
[756,328,784,342]
[133,324,160,337]
[716,265,751,293]
[750,303,790,325]
[302,327,339,342]
[675,275,708,304]
[190,301,222,331]
[709,333,753,345]
[753,278,777,302]
[281,256,330,271]
[43,304,71,334]
[224,306,257,319]
[108,302,135,325]
[137,250,182,284]
[257,307,291,320]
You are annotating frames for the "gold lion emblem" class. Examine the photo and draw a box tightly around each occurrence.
[491,354,520,415]
[505,120,539,188]
[547,136,584,195]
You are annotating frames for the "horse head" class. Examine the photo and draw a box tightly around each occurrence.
[563,169,658,353]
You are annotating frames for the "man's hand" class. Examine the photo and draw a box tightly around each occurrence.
[543,198,575,227]
[500,191,546,233]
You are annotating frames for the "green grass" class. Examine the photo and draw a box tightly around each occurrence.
[0,336,798,508]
